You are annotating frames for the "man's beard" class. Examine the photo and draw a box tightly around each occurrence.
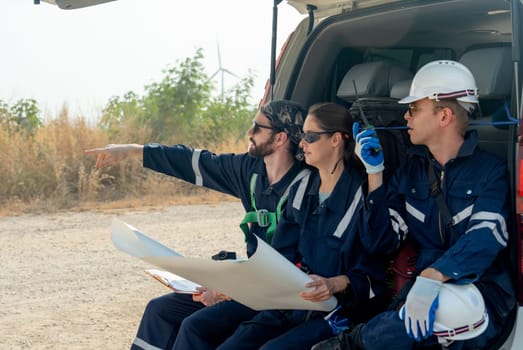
[248,133,276,158]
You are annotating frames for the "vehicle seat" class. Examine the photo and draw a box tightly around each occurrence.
[389,79,412,100]
[337,60,412,101]
[337,60,413,182]
[459,46,513,161]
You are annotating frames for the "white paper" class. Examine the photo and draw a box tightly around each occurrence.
[111,219,337,312]
[145,269,201,294]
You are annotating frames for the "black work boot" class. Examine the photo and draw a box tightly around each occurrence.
[311,331,350,350]
[311,324,365,350]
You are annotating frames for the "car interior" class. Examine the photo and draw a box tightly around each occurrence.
[272,1,519,347]
[278,0,517,219]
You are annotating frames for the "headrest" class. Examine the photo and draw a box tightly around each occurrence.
[459,47,512,99]
[390,79,412,100]
[337,60,412,102]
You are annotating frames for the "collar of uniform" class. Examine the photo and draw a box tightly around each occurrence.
[407,129,479,159]
[305,165,361,214]
[259,160,307,196]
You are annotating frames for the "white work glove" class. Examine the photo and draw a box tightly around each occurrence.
[399,276,442,341]
[352,123,384,174]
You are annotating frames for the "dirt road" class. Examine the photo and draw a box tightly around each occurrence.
[0,202,244,350]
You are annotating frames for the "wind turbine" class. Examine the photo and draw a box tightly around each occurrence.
[210,42,238,102]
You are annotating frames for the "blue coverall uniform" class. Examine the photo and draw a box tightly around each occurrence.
[173,165,389,350]
[360,131,516,350]
[131,143,306,350]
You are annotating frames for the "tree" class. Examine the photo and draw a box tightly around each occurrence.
[200,74,256,146]
[0,98,42,135]
[100,48,256,146]
[99,92,144,138]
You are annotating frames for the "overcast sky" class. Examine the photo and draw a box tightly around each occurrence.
[0,0,305,120]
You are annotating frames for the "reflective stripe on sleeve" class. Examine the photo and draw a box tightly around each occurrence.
[389,208,408,242]
[469,211,508,241]
[466,221,507,247]
[132,337,162,350]
[192,148,203,186]
[367,275,376,299]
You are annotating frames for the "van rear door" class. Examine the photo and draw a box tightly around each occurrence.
[287,0,405,18]
[39,0,116,10]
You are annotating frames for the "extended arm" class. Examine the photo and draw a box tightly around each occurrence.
[85,143,143,168]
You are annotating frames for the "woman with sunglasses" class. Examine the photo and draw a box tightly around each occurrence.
[175,102,390,349]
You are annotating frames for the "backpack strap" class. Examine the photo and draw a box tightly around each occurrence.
[427,160,455,242]
[249,173,259,211]
[386,161,455,310]
[239,168,311,244]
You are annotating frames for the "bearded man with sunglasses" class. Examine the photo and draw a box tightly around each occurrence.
[85,99,309,350]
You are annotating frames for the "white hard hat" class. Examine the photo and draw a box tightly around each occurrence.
[432,283,489,341]
[399,60,479,105]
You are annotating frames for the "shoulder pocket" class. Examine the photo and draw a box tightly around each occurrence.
[448,180,478,207]
[402,181,430,200]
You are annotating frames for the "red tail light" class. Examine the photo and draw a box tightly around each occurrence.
[517,144,523,304]
[519,158,523,200]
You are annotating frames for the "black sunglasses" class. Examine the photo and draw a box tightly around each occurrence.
[407,105,417,117]
[407,104,447,117]
[301,131,335,144]
[252,121,278,134]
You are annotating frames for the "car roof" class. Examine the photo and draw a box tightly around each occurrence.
[286,0,406,18]
[41,0,116,10]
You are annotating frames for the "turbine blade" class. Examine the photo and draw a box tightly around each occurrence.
[210,69,220,80]
[222,69,239,78]
[216,42,222,68]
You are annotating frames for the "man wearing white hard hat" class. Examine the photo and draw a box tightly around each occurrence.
[313,60,515,349]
